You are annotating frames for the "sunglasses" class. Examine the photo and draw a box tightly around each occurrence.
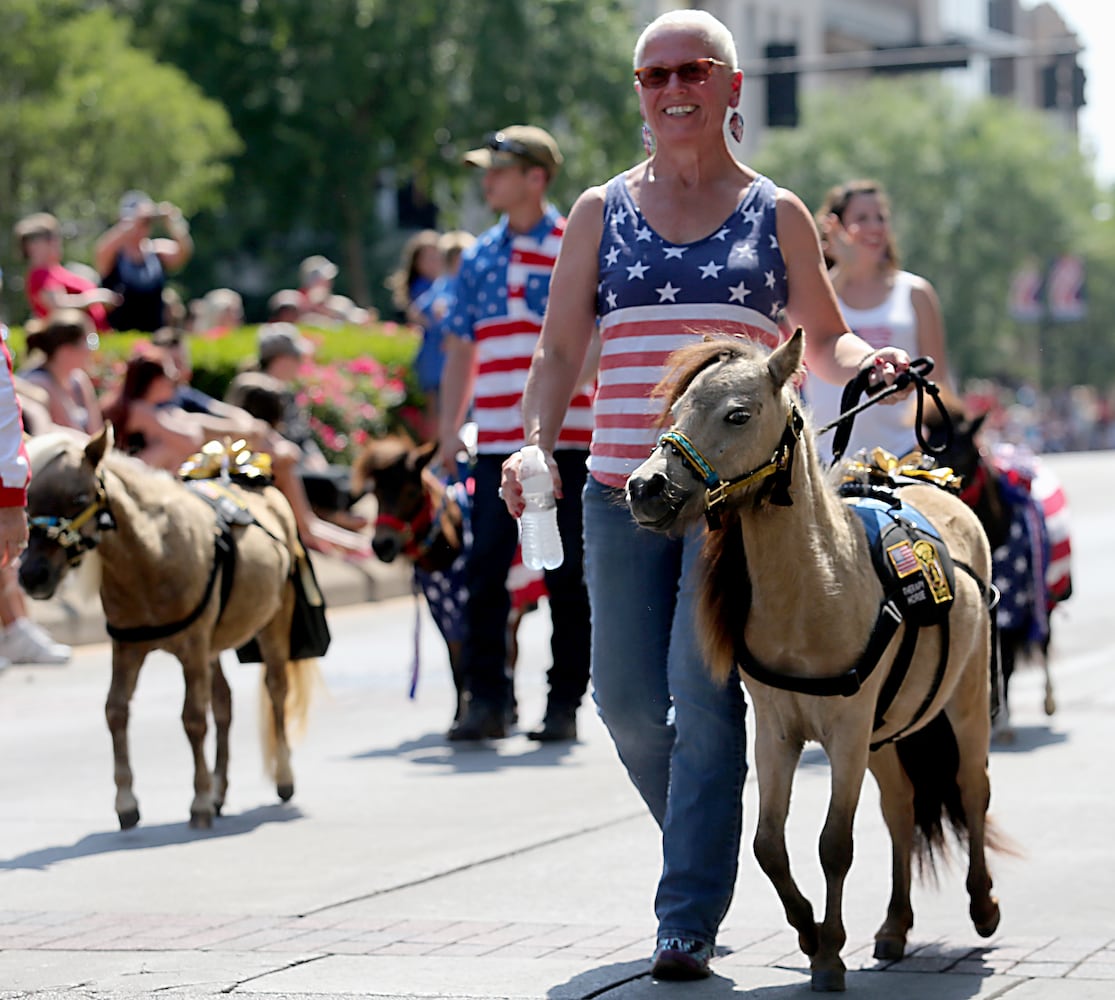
[484,131,545,168]
[634,57,727,89]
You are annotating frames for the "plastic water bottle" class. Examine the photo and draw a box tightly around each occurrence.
[518,445,564,570]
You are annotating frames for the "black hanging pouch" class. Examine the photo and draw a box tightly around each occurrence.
[237,552,331,662]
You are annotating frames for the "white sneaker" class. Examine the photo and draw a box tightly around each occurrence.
[0,619,72,665]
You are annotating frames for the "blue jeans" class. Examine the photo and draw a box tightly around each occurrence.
[583,475,748,946]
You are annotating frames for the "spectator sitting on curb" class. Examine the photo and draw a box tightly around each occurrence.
[230,324,368,534]
[18,310,105,436]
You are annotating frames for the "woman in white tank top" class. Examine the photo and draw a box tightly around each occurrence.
[805,179,957,463]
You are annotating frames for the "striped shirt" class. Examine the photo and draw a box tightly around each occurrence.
[590,173,790,487]
[447,206,594,454]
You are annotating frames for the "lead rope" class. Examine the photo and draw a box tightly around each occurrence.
[410,576,422,699]
[816,357,954,464]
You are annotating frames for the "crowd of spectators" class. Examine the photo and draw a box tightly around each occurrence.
[8,195,387,562]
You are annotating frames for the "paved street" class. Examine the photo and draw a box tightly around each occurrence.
[1,452,1113,999]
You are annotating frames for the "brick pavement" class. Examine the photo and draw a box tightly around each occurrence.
[0,910,1112,982]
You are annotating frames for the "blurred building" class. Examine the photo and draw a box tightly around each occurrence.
[629,1,1083,159]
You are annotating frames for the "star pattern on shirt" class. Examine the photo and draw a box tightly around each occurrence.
[595,181,787,317]
[729,281,751,303]
[731,243,757,263]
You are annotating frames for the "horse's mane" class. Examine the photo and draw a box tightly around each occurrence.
[652,336,765,428]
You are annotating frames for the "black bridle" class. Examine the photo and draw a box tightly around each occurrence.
[27,479,114,566]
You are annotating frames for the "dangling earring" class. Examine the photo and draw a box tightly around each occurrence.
[729,111,745,144]
[641,122,656,157]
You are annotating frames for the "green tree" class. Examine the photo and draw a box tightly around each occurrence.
[111,0,642,314]
[753,77,1103,389]
[0,0,239,320]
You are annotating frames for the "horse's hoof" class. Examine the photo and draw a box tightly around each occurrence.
[973,899,1001,938]
[873,936,906,961]
[189,810,214,830]
[810,967,846,992]
[277,783,294,802]
[1044,694,1056,716]
[118,808,140,830]
[213,801,224,817]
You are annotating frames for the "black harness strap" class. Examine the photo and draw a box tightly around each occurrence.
[872,619,951,750]
[736,560,993,752]
[105,523,236,644]
[735,598,903,698]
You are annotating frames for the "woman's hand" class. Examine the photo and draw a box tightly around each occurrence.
[499,451,526,517]
[821,213,855,266]
[0,507,28,569]
[861,347,913,403]
[500,447,561,518]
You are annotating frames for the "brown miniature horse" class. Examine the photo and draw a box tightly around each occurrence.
[354,436,533,724]
[19,427,316,830]
[627,332,1002,992]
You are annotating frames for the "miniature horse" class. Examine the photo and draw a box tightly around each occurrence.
[19,427,316,830]
[925,411,1070,734]
[627,332,1001,992]
[353,436,532,722]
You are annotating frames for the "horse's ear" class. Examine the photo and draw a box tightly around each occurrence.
[969,412,987,440]
[410,440,438,472]
[84,423,113,470]
[768,327,804,389]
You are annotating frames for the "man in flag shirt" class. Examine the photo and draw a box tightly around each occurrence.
[437,125,593,743]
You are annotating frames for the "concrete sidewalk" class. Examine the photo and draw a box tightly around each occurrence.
[2,592,1113,1000]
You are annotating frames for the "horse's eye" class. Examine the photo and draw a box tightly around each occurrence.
[725,409,750,426]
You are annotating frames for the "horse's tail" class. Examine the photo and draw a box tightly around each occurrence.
[896,713,965,880]
[258,658,323,780]
[895,713,1020,880]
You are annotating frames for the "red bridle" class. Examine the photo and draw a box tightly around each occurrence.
[958,460,988,507]
[374,495,435,559]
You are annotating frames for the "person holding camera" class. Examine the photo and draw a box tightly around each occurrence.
[94,191,193,333]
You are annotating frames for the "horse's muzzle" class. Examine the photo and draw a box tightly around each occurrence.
[371,534,401,563]
[18,551,61,600]
[626,471,683,531]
